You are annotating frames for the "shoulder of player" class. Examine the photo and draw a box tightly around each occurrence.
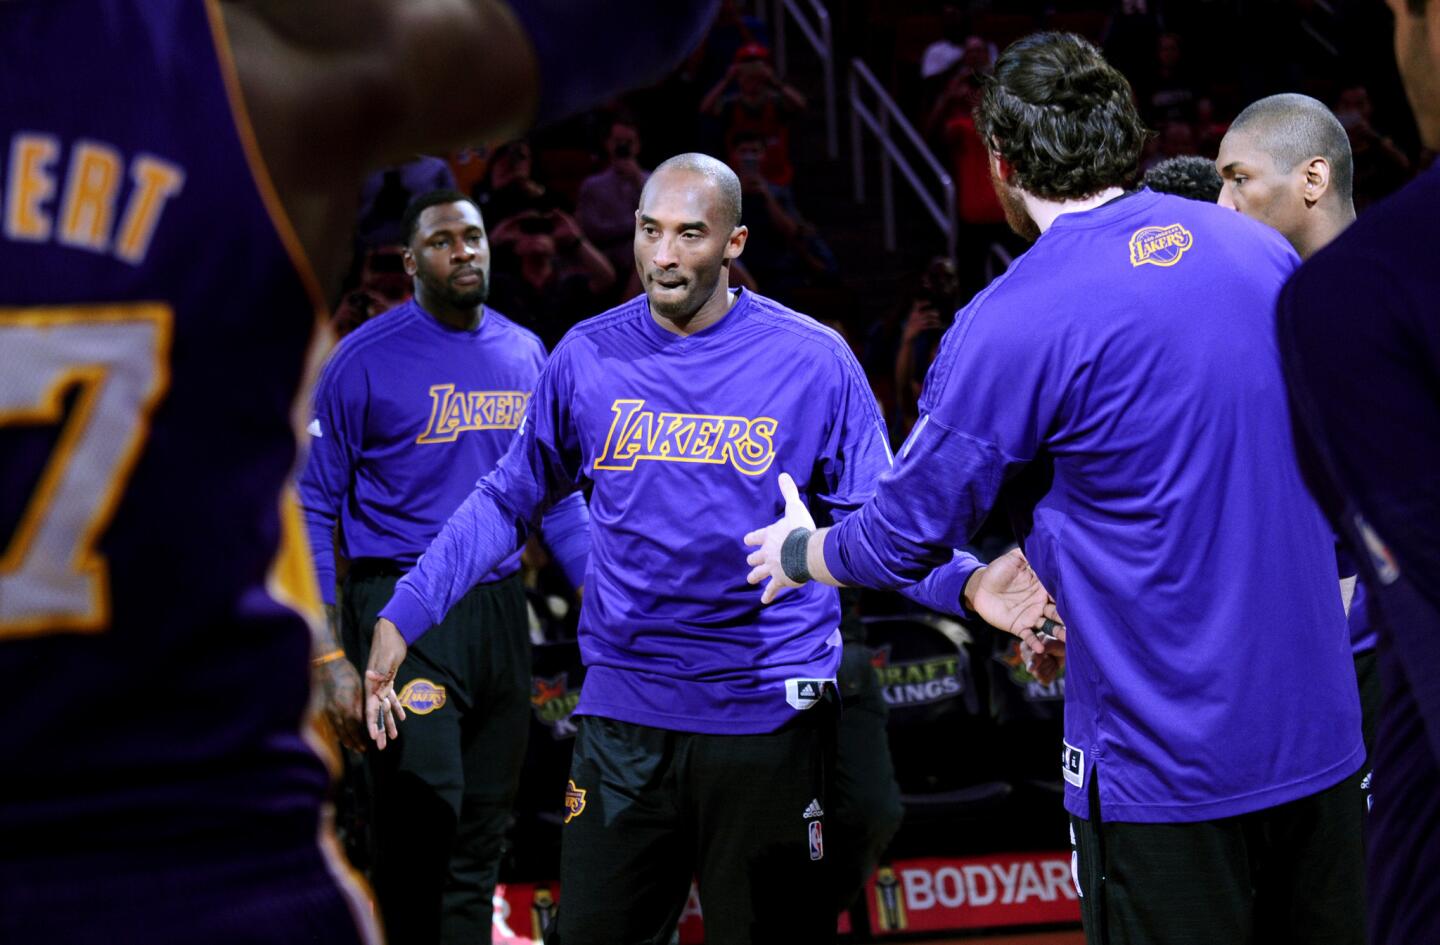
[484,306,547,356]
[941,253,1035,337]
[1309,170,1440,286]
[1284,208,1416,314]
[742,293,855,362]
[1186,195,1294,257]
[539,294,647,366]
[318,302,422,384]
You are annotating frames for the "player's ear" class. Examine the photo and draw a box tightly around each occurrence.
[402,248,418,276]
[1302,156,1330,207]
[726,224,748,260]
[990,150,1015,184]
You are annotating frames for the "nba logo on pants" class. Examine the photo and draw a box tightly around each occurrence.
[808,819,824,861]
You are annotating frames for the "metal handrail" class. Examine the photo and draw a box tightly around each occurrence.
[848,58,957,259]
[771,0,838,158]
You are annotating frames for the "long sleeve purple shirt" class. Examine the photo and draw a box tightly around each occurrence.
[381,290,976,733]
[298,300,586,604]
[827,190,1362,823]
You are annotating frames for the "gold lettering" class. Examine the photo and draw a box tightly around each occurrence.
[5,134,60,242]
[58,141,122,252]
[114,156,185,265]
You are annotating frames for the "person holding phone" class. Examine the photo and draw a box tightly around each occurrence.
[577,118,651,297]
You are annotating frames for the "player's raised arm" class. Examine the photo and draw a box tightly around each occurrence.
[743,332,1062,644]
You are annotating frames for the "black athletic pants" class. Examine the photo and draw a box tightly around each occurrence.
[1355,647,1380,817]
[548,695,838,945]
[1070,767,1366,945]
[830,640,904,913]
[343,563,532,945]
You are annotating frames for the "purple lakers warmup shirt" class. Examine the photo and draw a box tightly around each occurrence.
[381,290,973,733]
[298,299,586,598]
[0,0,331,852]
[827,190,1363,822]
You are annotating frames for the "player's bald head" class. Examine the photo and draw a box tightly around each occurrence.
[641,153,743,230]
[1226,94,1353,202]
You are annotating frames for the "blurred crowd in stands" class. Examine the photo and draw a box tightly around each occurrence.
[336,0,1426,450]
[325,1,1430,889]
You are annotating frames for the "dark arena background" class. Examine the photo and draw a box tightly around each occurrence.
[3,1,1430,943]
[322,2,1421,942]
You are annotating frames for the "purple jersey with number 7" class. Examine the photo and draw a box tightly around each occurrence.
[0,0,333,856]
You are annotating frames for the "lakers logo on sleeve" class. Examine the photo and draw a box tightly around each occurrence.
[397,678,447,714]
[1128,223,1194,268]
[594,398,777,475]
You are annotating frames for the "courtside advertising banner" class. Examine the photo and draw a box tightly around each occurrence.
[491,881,852,942]
[868,852,1080,934]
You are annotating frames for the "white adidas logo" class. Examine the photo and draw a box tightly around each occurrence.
[803,799,823,819]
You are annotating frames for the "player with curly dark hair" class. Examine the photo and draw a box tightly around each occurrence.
[1144,155,1223,203]
[975,32,1150,237]
[749,30,1366,945]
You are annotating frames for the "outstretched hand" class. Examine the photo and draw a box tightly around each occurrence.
[744,472,816,604]
[365,618,408,749]
[965,548,1065,655]
[316,657,369,753]
[1024,631,1066,686]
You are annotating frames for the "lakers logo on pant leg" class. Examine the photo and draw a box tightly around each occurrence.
[396,678,447,714]
[564,780,587,823]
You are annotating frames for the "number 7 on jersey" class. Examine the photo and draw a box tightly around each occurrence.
[0,305,172,638]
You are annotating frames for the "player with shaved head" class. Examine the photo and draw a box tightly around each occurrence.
[1216,93,1356,259]
[359,153,1046,943]
[1215,97,1378,828]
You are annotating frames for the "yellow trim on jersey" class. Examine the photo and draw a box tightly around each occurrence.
[0,305,173,639]
[267,486,326,637]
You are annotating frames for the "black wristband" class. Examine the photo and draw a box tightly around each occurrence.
[781,527,814,583]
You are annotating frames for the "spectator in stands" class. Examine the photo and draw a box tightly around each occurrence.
[576,118,650,302]
[486,209,615,350]
[333,288,393,339]
[1102,0,1163,88]
[1333,83,1413,209]
[357,157,458,248]
[1142,119,1198,172]
[476,139,556,227]
[1138,32,1200,124]
[892,256,960,439]
[727,131,838,293]
[331,246,412,338]
[1144,154,1223,202]
[701,42,806,187]
[928,65,1009,295]
[694,0,770,91]
[1193,97,1228,156]
[447,145,490,202]
[921,7,991,84]
[922,36,995,142]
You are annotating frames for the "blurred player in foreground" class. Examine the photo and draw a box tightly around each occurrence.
[1276,2,1440,941]
[0,1,715,941]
